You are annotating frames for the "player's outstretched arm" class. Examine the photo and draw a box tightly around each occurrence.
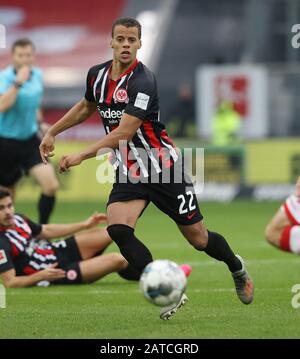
[39,98,97,164]
[58,114,142,172]
[0,265,66,288]
[40,212,107,240]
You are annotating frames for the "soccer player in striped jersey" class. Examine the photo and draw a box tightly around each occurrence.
[265,176,300,255]
[40,17,254,319]
[0,189,140,288]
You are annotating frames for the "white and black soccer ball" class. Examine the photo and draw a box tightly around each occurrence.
[139,259,187,307]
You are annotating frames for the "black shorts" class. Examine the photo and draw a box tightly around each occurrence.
[0,134,43,187]
[107,170,203,226]
[52,236,83,285]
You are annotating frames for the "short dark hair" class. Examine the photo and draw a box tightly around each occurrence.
[112,17,141,39]
[11,38,35,53]
[0,189,11,201]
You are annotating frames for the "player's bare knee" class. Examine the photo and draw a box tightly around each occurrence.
[193,235,208,250]
[265,224,279,246]
[99,228,113,245]
[91,227,111,241]
[264,225,272,243]
[43,180,59,196]
[187,231,208,250]
[119,256,128,270]
[265,224,273,243]
[109,253,127,269]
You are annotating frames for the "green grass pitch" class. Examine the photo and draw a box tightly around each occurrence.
[1,200,300,338]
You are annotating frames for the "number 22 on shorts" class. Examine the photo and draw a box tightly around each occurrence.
[177,191,196,214]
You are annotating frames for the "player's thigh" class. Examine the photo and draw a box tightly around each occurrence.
[80,253,127,283]
[177,220,208,250]
[107,199,148,227]
[148,180,203,226]
[265,207,291,245]
[74,228,112,260]
[29,163,59,194]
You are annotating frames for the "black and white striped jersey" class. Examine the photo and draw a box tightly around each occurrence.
[84,59,178,179]
[0,214,57,275]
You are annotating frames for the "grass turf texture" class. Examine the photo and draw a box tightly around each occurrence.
[1,200,300,339]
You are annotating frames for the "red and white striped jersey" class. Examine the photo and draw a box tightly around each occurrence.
[282,195,300,225]
[0,214,57,275]
[85,59,178,179]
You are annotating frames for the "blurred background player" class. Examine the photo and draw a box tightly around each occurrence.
[166,83,196,138]
[212,101,241,146]
[0,38,59,224]
[0,189,140,288]
[265,176,300,255]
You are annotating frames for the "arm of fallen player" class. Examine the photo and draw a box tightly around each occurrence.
[40,212,107,240]
[0,265,65,288]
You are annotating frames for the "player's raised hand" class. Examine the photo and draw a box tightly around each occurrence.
[39,132,56,164]
[84,212,107,229]
[16,65,31,84]
[58,153,83,173]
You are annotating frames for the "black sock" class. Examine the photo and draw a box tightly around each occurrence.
[38,194,56,224]
[204,231,242,272]
[107,224,153,272]
[118,264,141,281]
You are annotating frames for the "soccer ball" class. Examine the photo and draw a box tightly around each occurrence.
[139,260,187,307]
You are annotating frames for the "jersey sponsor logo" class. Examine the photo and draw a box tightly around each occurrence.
[0,250,7,265]
[134,92,150,110]
[99,108,125,120]
[108,119,119,125]
[115,88,128,103]
[67,269,78,281]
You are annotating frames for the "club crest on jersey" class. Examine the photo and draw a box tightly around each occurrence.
[115,88,128,103]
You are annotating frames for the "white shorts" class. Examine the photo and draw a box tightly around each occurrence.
[282,195,300,225]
